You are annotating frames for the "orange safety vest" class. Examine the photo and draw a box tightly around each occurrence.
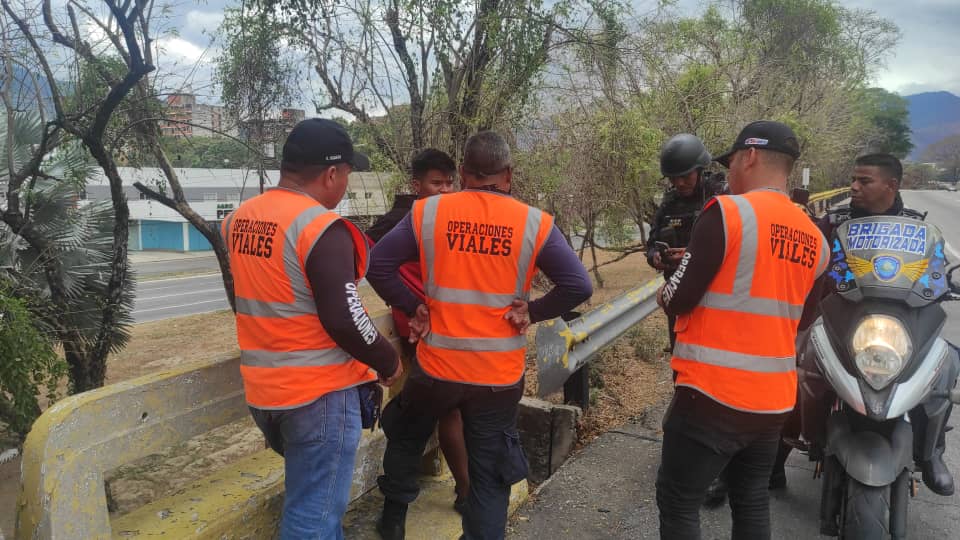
[672,190,829,413]
[222,188,376,409]
[410,190,554,385]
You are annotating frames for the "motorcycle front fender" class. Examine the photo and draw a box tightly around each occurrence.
[825,412,913,487]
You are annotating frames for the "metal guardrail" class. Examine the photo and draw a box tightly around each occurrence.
[536,279,661,398]
[536,187,849,402]
[807,187,848,214]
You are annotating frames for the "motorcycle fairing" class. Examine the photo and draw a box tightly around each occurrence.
[828,216,949,307]
[812,317,952,421]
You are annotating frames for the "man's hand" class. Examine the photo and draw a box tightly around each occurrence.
[408,304,430,343]
[665,247,685,266]
[504,299,531,334]
[379,360,404,387]
[656,284,666,308]
[652,251,669,270]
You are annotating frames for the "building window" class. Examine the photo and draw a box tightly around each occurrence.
[346,192,357,200]
[139,192,148,200]
[203,192,218,201]
[364,192,373,199]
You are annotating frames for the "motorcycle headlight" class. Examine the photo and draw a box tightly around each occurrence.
[851,315,912,390]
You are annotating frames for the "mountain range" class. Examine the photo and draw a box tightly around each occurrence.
[905,91,960,160]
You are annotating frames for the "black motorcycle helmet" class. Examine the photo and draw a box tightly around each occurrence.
[659,134,712,177]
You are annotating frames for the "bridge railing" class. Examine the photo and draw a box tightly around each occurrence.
[15,312,409,540]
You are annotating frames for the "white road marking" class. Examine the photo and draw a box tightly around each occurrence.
[135,280,224,294]
[136,288,226,302]
[133,298,228,314]
[136,272,222,284]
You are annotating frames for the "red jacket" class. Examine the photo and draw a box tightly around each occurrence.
[365,235,424,337]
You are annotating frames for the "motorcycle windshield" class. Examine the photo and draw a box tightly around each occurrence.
[828,216,950,307]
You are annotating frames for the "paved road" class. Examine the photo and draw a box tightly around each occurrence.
[511,189,960,539]
[902,190,960,339]
[131,254,220,279]
[132,273,230,323]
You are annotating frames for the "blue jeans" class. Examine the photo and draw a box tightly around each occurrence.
[250,387,362,540]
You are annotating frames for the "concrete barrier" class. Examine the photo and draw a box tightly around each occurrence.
[517,398,582,484]
[16,312,407,540]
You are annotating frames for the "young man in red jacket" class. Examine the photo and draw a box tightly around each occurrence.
[366,148,469,512]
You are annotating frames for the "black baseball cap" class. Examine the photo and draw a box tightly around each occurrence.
[714,120,801,168]
[281,118,370,171]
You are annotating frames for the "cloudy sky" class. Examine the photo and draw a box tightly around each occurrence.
[156,0,960,107]
[829,0,960,96]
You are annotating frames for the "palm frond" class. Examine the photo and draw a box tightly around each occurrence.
[1,111,134,354]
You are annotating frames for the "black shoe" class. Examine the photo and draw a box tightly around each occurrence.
[376,499,408,540]
[703,476,728,508]
[769,466,787,490]
[919,447,955,496]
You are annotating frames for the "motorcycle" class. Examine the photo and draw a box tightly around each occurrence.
[794,215,960,539]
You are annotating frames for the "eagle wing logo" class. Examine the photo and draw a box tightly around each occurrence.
[845,254,873,278]
[901,258,930,282]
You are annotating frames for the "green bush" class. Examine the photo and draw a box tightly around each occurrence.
[0,288,66,440]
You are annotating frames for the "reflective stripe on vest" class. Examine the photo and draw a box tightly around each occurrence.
[672,191,826,414]
[240,348,352,368]
[424,332,528,352]
[672,342,795,373]
[229,189,375,409]
[221,210,237,250]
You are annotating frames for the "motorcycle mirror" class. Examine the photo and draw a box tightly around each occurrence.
[932,389,960,405]
[948,263,960,294]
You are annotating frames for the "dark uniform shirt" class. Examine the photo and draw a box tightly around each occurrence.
[367,194,417,243]
[646,173,727,278]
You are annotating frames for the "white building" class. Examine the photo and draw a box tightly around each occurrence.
[83,167,397,251]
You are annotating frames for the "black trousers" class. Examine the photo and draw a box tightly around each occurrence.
[377,362,527,540]
[657,388,788,540]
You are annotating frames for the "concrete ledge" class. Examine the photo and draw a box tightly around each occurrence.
[111,450,284,539]
[111,428,391,539]
[18,306,543,539]
[16,312,403,540]
[343,473,528,539]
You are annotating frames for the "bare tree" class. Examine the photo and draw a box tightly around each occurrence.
[1,0,154,391]
[251,0,588,169]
